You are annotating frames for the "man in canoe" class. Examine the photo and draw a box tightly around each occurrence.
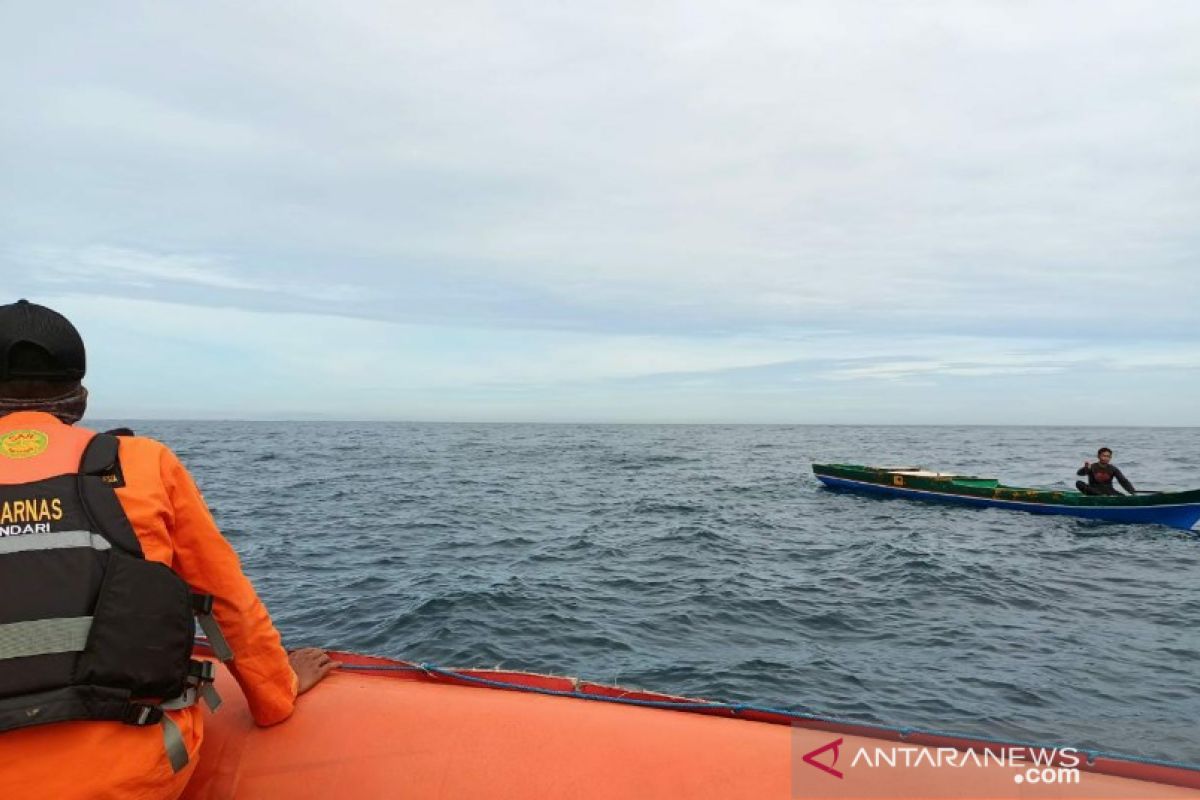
[1075,447,1137,496]
[0,299,338,799]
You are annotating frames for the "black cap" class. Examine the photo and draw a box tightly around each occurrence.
[0,300,86,382]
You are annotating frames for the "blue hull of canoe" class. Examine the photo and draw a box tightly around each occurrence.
[815,475,1200,530]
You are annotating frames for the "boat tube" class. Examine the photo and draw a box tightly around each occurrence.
[180,645,1200,799]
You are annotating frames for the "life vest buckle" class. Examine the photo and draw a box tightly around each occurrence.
[191,593,215,615]
[189,659,217,683]
[123,702,165,726]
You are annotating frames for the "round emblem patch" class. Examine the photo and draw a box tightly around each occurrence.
[0,430,50,459]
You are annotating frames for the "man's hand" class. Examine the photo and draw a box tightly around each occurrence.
[290,647,342,695]
[1082,461,1090,469]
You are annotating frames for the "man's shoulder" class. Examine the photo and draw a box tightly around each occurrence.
[101,428,179,466]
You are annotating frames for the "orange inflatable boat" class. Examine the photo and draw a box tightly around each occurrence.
[180,646,1200,799]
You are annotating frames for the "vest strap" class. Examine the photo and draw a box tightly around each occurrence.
[162,713,190,772]
[189,659,223,711]
[0,530,111,555]
[79,433,120,475]
[192,594,234,662]
[196,614,234,661]
[200,682,223,712]
[159,687,198,711]
[160,656,224,717]
[0,616,91,660]
[0,685,135,733]
[122,702,164,726]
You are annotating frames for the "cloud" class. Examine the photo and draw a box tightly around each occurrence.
[9,291,1184,424]
[820,345,1200,383]
[2,2,1198,420]
[822,360,1067,382]
[16,245,366,303]
[29,245,265,291]
[43,293,813,386]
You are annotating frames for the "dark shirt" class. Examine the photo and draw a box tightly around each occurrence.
[1076,462,1136,495]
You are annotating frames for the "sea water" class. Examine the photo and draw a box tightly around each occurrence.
[107,421,1200,765]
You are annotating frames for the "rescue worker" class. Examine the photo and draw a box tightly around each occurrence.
[1075,447,1137,496]
[0,299,338,799]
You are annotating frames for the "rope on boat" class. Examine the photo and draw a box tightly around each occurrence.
[342,661,745,712]
[335,662,1200,774]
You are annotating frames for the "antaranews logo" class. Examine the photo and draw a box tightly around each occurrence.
[792,730,1085,799]
[801,738,844,780]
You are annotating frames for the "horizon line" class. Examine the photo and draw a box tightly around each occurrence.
[81,417,1200,429]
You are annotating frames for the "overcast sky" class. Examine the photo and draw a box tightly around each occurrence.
[3,2,1198,423]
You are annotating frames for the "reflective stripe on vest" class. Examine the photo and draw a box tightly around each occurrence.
[0,530,111,554]
[0,617,92,660]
